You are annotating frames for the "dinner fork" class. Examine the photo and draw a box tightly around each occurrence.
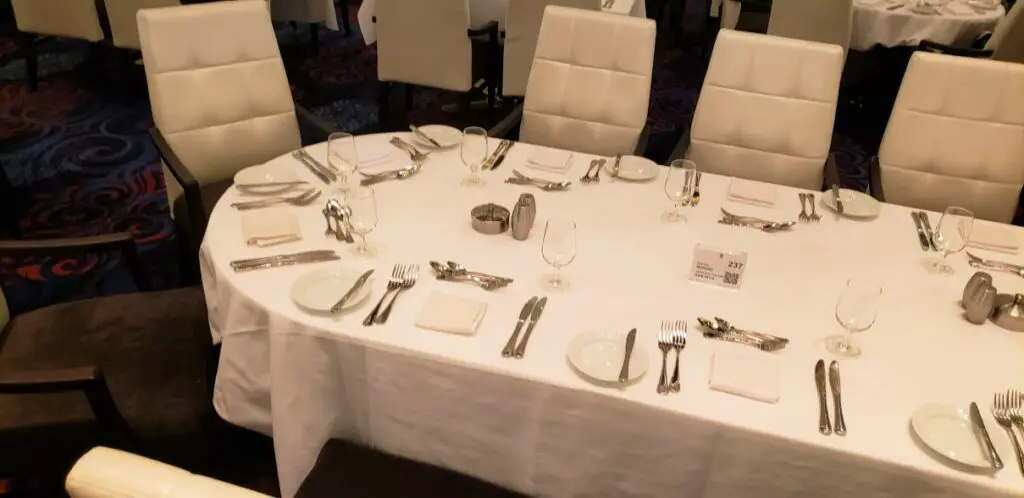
[363,265,405,326]
[669,320,687,393]
[231,189,321,210]
[798,193,810,222]
[994,391,1024,477]
[657,323,673,395]
[375,264,419,324]
[389,137,430,163]
[807,194,822,222]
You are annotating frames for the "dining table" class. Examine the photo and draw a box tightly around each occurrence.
[201,132,1024,498]
[850,0,1005,51]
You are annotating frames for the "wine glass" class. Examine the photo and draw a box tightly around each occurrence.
[925,206,974,276]
[328,132,358,191]
[825,279,882,358]
[663,159,696,222]
[541,218,577,291]
[346,186,378,256]
[460,127,488,187]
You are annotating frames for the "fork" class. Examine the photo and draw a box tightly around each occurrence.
[994,391,1024,477]
[807,194,822,222]
[389,137,430,163]
[798,193,810,222]
[232,189,321,210]
[580,160,600,184]
[669,320,687,393]
[363,265,405,326]
[656,323,673,395]
[375,264,419,324]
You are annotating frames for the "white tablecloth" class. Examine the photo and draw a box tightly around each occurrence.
[202,133,1024,498]
[356,0,646,44]
[270,0,339,30]
[851,0,1005,50]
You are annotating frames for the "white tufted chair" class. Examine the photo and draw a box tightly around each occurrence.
[669,30,844,190]
[139,1,331,246]
[767,0,853,52]
[66,447,272,498]
[491,6,656,157]
[872,52,1024,223]
[103,0,181,50]
[10,0,108,90]
[502,0,602,99]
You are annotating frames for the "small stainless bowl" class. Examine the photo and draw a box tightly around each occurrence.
[471,203,510,235]
[992,293,1024,332]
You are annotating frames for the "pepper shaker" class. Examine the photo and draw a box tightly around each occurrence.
[962,271,993,309]
[510,193,536,241]
[964,283,998,325]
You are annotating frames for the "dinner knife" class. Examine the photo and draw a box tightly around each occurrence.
[911,212,931,251]
[829,361,847,436]
[501,296,538,357]
[330,269,375,313]
[230,250,337,269]
[970,401,1004,469]
[293,152,333,184]
[815,359,832,435]
[232,253,340,272]
[491,141,514,171]
[831,184,844,215]
[409,125,442,148]
[618,328,637,383]
[513,296,548,358]
[918,211,937,251]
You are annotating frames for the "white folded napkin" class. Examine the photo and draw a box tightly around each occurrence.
[525,148,574,174]
[414,292,488,335]
[241,209,301,247]
[969,223,1020,255]
[727,179,776,207]
[708,349,780,404]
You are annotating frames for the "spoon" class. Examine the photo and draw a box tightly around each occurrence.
[446,261,514,284]
[713,317,789,344]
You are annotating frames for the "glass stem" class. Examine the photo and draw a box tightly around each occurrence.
[843,327,853,351]
[358,234,367,252]
[554,265,561,284]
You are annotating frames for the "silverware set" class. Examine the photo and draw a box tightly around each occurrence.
[484,140,514,170]
[719,209,796,233]
[656,320,687,395]
[910,211,937,251]
[798,193,821,223]
[363,264,419,326]
[814,359,846,436]
[429,261,513,290]
[696,317,788,351]
[358,163,422,186]
[389,137,430,163]
[232,189,322,210]
[230,250,340,272]
[501,296,548,358]
[292,148,336,184]
[992,390,1024,476]
[323,199,354,243]
[966,251,1024,278]
[579,159,607,184]
[506,170,572,191]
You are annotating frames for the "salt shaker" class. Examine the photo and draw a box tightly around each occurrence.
[964,283,998,325]
[962,271,993,309]
[510,193,536,241]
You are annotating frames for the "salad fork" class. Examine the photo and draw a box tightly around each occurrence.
[798,193,811,222]
[656,324,673,395]
[232,189,321,210]
[363,265,405,326]
[808,194,822,222]
[376,264,419,324]
[994,391,1024,476]
[669,321,687,393]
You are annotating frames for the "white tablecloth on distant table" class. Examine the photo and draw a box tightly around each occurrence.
[851,0,1004,50]
[356,0,646,44]
[269,0,339,30]
[202,133,1024,498]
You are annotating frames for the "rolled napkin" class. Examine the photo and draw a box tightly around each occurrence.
[726,179,776,207]
[525,148,573,175]
[969,223,1020,255]
[708,348,780,403]
[414,292,488,335]
[241,209,301,247]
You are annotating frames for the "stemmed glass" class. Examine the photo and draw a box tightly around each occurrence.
[346,186,378,256]
[328,132,359,192]
[825,279,882,358]
[663,159,696,222]
[925,206,974,276]
[541,218,577,292]
[460,127,488,187]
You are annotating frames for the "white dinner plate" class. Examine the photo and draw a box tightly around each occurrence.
[410,125,462,149]
[606,155,659,182]
[290,267,373,315]
[967,0,999,10]
[910,403,992,469]
[567,329,649,385]
[234,164,301,196]
[822,188,881,218]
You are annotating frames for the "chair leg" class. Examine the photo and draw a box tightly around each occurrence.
[20,33,37,91]
[339,0,352,36]
[377,81,391,132]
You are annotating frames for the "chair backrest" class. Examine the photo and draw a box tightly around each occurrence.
[687,30,843,190]
[104,0,181,49]
[503,0,602,98]
[878,52,1024,223]
[987,1,1024,63]
[767,0,853,52]
[376,0,473,92]
[520,6,656,156]
[10,0,106,41]
[138,1,300,222]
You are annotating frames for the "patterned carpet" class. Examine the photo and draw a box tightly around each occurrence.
[0,10,875,315]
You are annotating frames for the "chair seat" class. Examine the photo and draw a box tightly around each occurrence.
[0,286,213,471]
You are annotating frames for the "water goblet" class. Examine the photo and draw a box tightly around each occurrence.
[541,218,577,291]
[346,186,378,256]
[925,206,974,276]
[824,279,882,358]
[663,159,696,222]
[328,132,358,191]
[461,127,488,187]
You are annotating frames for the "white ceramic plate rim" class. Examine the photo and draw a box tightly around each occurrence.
[234,165,300,195]
[910,403,991,469]
[821,188,881,218]
[567,329,649,384]
[290,267,373,314]
[411,125,463,149]
[606,155,659,181]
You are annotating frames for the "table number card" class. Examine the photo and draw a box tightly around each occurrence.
[689,244,748,289]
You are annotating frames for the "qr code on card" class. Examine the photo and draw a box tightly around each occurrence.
[723,272,740,285]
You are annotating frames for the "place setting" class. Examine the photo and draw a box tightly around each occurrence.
[824,183,881,219]
[717,176,798,231]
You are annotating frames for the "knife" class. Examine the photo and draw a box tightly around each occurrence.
[918,211,937,251]
[692,172,702,206]
[330,269,375,313]
[501,296,538,357]
[911,212,931,251]
[513,296,548,358]
[829,361,847,436]
[491,141,514,171]
[831,184,844,215]
[483,141,506,170]
[410,125,442,148]
[618,328,637,383]
[815,359,832,435]
[970,401,1004,469]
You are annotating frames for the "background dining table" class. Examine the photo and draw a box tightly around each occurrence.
[850,0,1005,50]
